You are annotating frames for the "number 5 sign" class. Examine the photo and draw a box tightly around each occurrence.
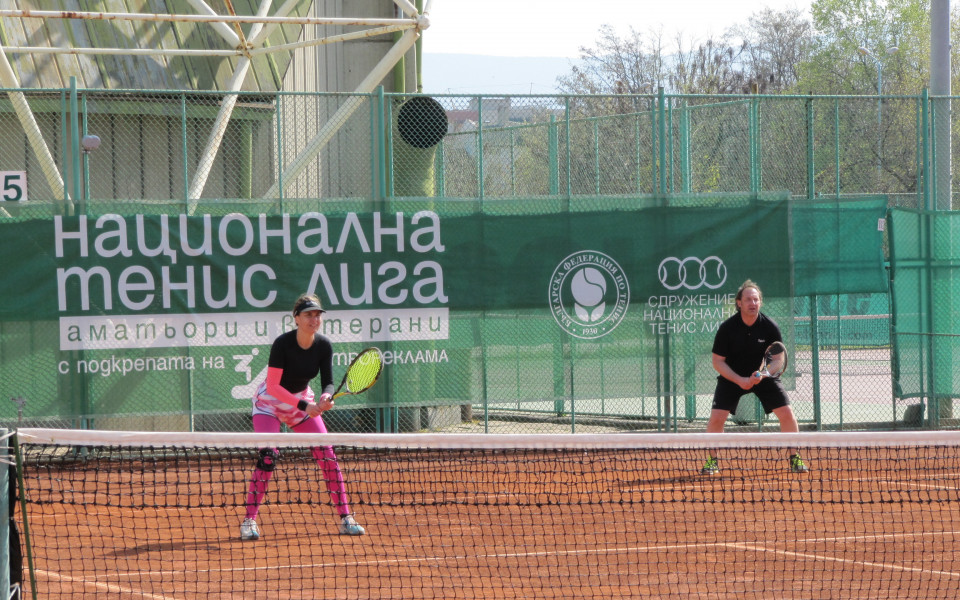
[0,171,26,202]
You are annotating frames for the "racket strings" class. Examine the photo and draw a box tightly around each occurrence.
[346,353,382,393]
[766,354,785,374]
[762,343,787,376]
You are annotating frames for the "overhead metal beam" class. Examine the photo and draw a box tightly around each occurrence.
[0,9,417,27]
[184,0,242,47]
[0,40,66,215]
[262,27,422,199]
[6,25,413,58]
[188,0,273,208]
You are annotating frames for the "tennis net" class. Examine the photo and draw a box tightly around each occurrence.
[12,428,960,599]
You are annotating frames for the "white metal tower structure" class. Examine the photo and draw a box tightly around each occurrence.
[0,1,432,208]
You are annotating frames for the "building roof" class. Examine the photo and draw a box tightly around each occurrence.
[0,0,313,92]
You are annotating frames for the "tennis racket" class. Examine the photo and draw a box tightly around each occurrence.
[754,341,788,379]
[332,347,384,399]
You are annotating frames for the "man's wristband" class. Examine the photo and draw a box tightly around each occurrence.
[297,400,309,412]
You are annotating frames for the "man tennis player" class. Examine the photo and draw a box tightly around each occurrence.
[240,294,366,540]
[701,280,808,475]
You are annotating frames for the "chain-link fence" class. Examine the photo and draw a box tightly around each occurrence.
[1,90,952,210]
[426,93,943,209]
[0,88,956,433]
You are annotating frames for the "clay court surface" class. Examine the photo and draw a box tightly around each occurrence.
[17,445,960,599]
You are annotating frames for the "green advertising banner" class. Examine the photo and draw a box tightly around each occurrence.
[0,194,888,427]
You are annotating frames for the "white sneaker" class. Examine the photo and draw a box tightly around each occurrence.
[339,514,366,536]
[240,518,260,541]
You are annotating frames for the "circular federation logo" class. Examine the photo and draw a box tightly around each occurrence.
[549,250,630,339]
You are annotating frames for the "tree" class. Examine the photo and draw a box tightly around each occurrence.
[668,37,750,94]
[795,0,935,200]
[729,8,814,92]
[557,9,814,96]
[799,0,929,95]
[556,25,667,96]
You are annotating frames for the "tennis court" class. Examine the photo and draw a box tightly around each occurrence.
[15,429,960,599]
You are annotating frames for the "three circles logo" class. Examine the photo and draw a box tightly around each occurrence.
[657,256,727,291]
[549,251,630,339]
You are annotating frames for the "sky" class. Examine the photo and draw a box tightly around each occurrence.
[422,0,815,59]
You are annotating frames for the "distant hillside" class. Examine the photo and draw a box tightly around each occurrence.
[421,53,578,95]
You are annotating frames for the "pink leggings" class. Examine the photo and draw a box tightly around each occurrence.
[244,413,351,520]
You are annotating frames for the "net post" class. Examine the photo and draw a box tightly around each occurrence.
[10,434,34,600]
[0,429,7,598]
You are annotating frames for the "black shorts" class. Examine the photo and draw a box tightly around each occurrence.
[712,377,790,414]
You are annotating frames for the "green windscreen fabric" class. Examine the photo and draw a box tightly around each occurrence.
[0,194,889,424]
[792,197,889,295]
[888,209,960,403]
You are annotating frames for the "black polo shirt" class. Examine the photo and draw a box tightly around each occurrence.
[711,312,783,377]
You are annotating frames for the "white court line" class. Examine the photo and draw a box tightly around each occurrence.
[41,540,750,581]
[623,472,960,494]
[725,541,960,579]
[795,530,959,545]
[55,528,960,583]
[32,569,176,599]
[24,473,960,524]
[899,479,960,491]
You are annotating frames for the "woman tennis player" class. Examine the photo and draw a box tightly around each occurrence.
[240,293,365,540]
